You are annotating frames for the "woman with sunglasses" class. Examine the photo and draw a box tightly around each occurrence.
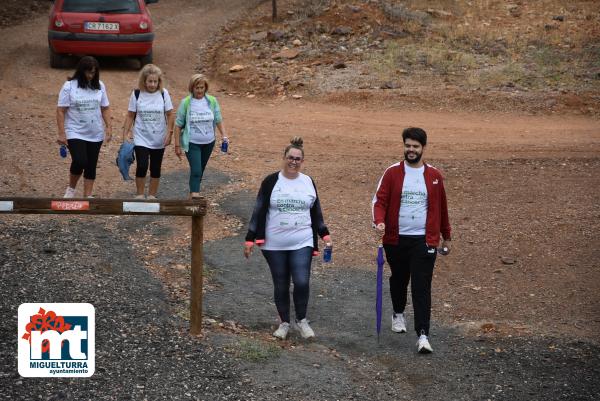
[244,137,332,340]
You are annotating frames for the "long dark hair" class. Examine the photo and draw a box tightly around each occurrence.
[68,56,100,90]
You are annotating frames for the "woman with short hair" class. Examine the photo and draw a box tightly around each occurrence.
[56,56,112,198]
[173,74,229,198]
[121,64,174,199]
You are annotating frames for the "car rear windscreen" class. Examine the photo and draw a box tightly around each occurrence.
[62,0,141,13]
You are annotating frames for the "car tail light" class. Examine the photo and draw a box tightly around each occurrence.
[139,21,148,30]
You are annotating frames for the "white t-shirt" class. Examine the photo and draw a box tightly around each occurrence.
[263,172,316,251]
[188,97,215,144]
[128,89,173,149]
[57,80,109,142]
[399,162,428,235]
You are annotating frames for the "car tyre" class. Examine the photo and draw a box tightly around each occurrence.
[49,48,64,69]
[139,50,153,68]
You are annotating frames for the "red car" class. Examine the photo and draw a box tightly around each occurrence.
[48,0,158,68]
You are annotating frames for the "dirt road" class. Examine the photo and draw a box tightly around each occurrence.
[1,0,599,399]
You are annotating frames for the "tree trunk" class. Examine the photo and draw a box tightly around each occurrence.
[272,0,277,22]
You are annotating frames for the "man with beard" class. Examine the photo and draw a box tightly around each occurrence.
[372,127,451,353]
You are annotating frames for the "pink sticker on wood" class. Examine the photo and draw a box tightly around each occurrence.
[50,201,90,211]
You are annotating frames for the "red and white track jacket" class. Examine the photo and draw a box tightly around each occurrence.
[372,162,451,247]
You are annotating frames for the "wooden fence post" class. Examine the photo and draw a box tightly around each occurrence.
[190,215,204,335]
[0,197,208,334]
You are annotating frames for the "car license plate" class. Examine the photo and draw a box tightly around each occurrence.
[84,22,119,32]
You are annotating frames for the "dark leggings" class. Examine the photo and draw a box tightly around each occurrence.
[67,139,103,180]
[134,146,165,178]
[261,246,313,323]
[384,236,437,336]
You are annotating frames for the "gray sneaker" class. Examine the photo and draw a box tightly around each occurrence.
[63,187,76,198]
[417,334,433,354]
[392,313,407,333]
[295,318,315,339]
[273,322,290,340]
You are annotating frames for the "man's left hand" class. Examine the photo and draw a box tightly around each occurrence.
[441,239,451,254]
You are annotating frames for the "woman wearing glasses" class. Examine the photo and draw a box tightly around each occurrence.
[244,137,332,340]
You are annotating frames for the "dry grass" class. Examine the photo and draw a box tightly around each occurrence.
[234,338,281,362]
[369,0,599,90]
[294,0,330,19]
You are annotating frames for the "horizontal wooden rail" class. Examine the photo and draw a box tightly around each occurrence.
[0,197,206,216]
[0,196,207,335]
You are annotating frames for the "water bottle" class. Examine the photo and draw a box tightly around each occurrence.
[220,137,229,154]
[323,244,333,263]
[59,144,68,158]
[437,246,450,256]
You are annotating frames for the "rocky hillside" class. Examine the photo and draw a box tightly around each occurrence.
[200,0,600,115]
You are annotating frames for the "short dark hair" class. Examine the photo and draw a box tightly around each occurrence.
[69,56,100,90]
[402,127,427,146]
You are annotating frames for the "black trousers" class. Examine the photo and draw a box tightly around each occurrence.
[134,146,165,178]
[384,236,437,336]
[67,139,103,180]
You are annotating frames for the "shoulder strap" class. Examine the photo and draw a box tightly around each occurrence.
[135,89,164,100]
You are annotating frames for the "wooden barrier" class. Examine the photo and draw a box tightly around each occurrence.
[0,197,208,335]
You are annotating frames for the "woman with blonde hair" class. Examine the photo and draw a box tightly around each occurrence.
[121,64,174,198]
[173,74,229,198]
[244,137,332,340]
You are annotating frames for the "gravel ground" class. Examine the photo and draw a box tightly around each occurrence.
[0,169,256,401]
[1,170,599,401]
[201,190,600,401]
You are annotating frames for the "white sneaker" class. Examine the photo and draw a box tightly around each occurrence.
[63,187,76,198]
[295,318,315,339]
[392,313,407,333]
[146,195,157,200]
[417,334,433,354]
[134,194,145,199]
[273,322,290,340]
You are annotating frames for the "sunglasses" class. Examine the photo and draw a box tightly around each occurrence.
[286,156,303,162]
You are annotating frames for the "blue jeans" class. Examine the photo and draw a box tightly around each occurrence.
[185,141,215,192]
[261,246,313,323]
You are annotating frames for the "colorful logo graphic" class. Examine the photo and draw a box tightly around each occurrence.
[18,303,95,377]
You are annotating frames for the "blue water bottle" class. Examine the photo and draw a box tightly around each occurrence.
[323,244,333,263]
[220,137,229,154]
[59,144,68,158]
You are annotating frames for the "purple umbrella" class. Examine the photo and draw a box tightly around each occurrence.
[376,245,384,343]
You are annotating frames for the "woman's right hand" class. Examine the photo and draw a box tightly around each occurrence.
[174,145,182,160]
[244,242,254,259]
[57,132,67,146]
